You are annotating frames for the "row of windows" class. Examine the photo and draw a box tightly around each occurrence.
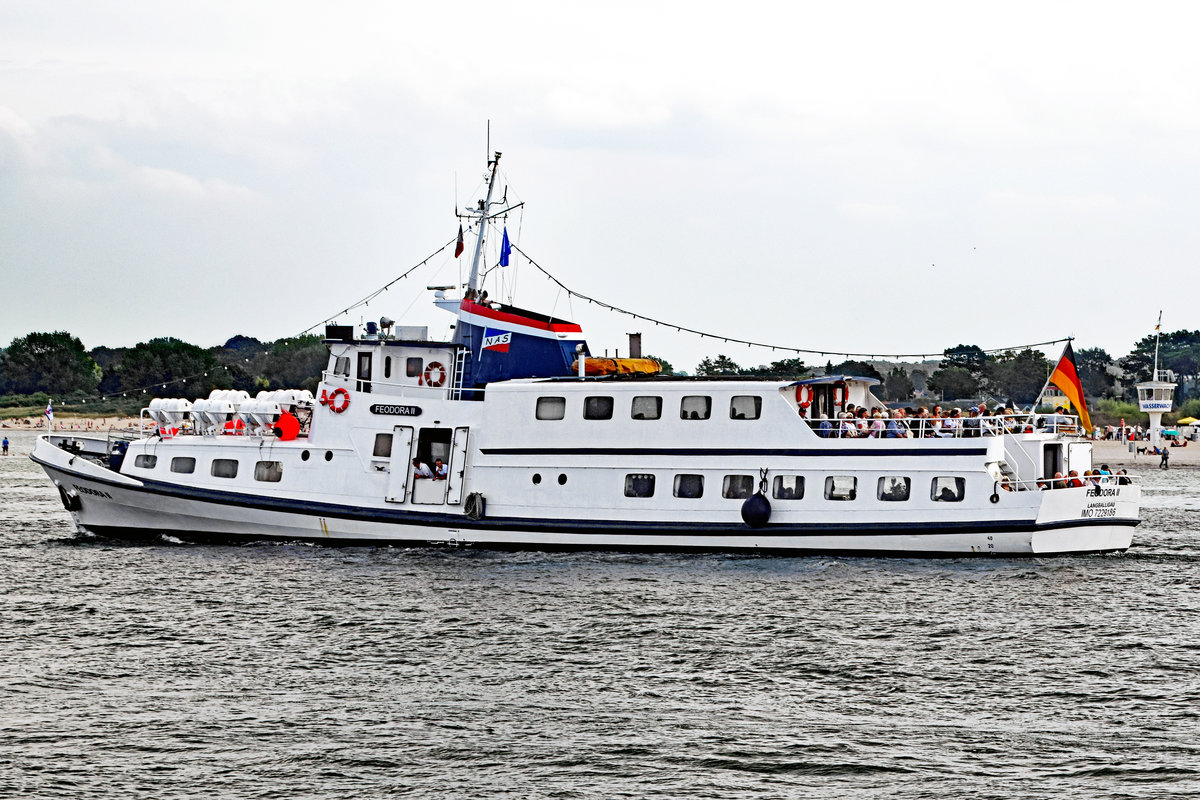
[133,454,283,482]
[622,473,967,502]
[537,394,763,421]
[333,355,427,381]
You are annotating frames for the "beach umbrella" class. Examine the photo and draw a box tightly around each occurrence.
[1175,416,1198,425]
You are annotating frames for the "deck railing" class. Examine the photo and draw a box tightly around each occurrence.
[805,413,1082,439]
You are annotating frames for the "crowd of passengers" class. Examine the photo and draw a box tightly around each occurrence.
[1036,465,1131,489]
[801,403,1074,438]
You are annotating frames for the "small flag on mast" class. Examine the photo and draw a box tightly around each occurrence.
[1155,310,1162,332]
[1048,342,1091,433]
[455,225,465,258]
[499,227,511,267]
[45,399,54,422]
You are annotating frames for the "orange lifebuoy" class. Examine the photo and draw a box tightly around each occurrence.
[423,361,447,388]
[323,387,351,413]
[796,385,812,406]
[833,384,845,405]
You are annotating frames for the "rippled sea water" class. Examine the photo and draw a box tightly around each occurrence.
[2,429,1198,799]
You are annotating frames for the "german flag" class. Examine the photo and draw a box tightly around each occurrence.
[1049,341,1091,432]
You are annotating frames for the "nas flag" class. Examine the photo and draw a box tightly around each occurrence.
[482,328,512,353]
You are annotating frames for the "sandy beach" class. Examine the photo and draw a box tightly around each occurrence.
[1091,438,1200,471]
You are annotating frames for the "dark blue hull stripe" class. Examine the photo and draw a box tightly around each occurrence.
[480,447,990,457]
[38,455,1137,539]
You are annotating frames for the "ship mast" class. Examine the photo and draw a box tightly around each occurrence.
[465,151,502,295]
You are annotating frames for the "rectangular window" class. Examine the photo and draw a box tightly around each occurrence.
[134,454,157,469]
[254,461,283,482]
[673,474,704,499]
[334,356,351,376]
[357,352,372,380]
[730,395,762,420]
[932,476,966,502]
[624,473,656,498]
[722,474,755,499]
[536,397,566,420]
[877,476,911,501]
[406,357,423,378]
[631,396,662,420]
[211,459,239,479]
[680,396,712,420]
[584,396,614,420]
[373,433,393,457]
[772,475,805,500]
[170,457,196,474]
[824,475,857,501]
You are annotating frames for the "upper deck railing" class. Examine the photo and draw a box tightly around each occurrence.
[805,412,1083,439]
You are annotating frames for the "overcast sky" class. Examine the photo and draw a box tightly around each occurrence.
[1,1,1196,372]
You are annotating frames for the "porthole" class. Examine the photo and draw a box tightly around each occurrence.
[532,473,542,485]
[324,451,333,462]
[558,473,567,485]
[301,450,310,461]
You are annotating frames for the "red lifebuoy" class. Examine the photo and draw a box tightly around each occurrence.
[423,361,447,388]
[322,387,351,413]
[833,384,845,405]
[796,385,812,406]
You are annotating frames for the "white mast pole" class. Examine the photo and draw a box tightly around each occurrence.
[1152,309,1162,381]
[466,152,501,294]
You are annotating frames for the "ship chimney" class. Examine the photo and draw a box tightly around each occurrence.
[628,333,642,359]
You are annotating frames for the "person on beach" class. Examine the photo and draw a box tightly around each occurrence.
[1160,447,1170,470]
[2,436,7,455]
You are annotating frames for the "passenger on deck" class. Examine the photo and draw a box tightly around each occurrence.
[1052,471,1065,489]
[818,417,833,438]
[839,413,858,438]
[433,458,448,480]
[412,458,433,479]
[1067,470,1084,488]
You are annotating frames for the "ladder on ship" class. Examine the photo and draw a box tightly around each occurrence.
[450,346,469,401]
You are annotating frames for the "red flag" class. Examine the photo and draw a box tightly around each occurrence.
[454,225,464,258]
[1049,342,1092,432]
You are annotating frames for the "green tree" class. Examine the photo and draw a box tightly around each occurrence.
[259,335,328,393]
[942,344,988,381]
[644,354,675,375]
[119,338,219,399]
[0,331,101,395]
[1119,330,1200,401]
[882,367,914,401]
[696,354,741,375]
[755,357,810,380]
[829,360,883,381]
[985,349,1049,404]
[928,366,978,400]
[1076,347,1115,398]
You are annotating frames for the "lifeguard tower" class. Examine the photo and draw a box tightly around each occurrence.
[1136,313,1176,446]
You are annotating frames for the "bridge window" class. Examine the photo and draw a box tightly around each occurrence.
[373,433,393,457]
[631,396,662,420]
[406,357,423,378]
[730,396,762,420]
[625,474,655,498]
[722,475,755,499]
[772,475,805,500]
[334,356,350,377]
[211,459,239,479]
[673,474,705,498]
[134,455,157,469]
[680,396,711,420]
[170,457,196,474]
[536,397,566,420]
[584,396,614,420]
[824,476,857,501]
[932,476,966,502]
[878,476,911,501]
[254,461,283,482]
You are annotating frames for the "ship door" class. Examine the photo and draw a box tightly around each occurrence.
[411,427,453,505]
[384,425,415,503]
[357,352,373,393]
[1042,443,1063,482]
[446,426,470,505]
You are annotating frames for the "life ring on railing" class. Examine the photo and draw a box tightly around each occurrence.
[796,385,812,406]
[324,387,351,414]
[423,361,447,388]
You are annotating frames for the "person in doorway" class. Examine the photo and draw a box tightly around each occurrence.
[433,458,448,479]
[412,458,433,479]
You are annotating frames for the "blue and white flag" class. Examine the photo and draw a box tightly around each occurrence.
[45,399,53,421]
[499,227,511,267]
[482,327,512,353]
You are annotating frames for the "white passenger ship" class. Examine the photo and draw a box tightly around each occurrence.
[32,153,1139,555]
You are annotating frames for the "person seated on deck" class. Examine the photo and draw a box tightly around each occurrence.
[1066,470,1084,488]
[433,458,448,480]
[885,408,910,438]
[839,413,858,438]
[412,458,433,479]
[1051,471,1065,489]
[869,410,887,438]
[941,408,961,437]
[818,417,833,438]
[1116,469,1132,485]
[962,407,982,437]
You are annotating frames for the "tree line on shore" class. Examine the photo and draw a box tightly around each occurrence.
[1,329,1197,423]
